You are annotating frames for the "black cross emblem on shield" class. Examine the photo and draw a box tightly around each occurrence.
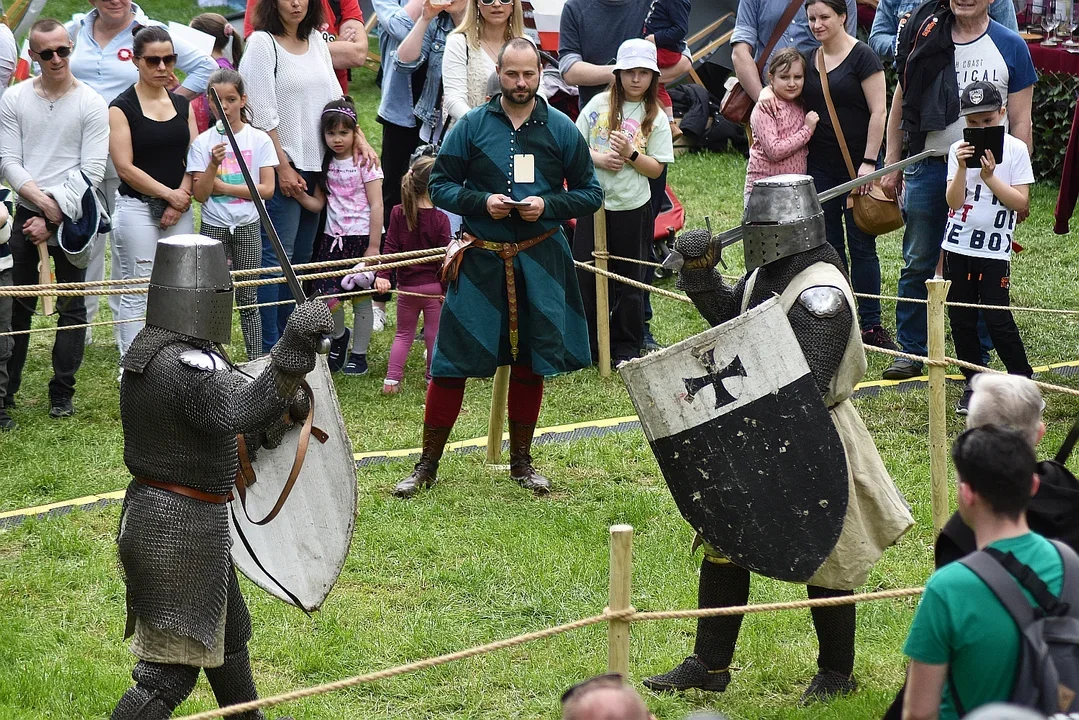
[683,349,747,409]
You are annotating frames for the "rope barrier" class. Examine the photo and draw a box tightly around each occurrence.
[172,590,920,720]
[574,261,694,304]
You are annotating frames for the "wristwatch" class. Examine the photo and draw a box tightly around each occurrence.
[629,150,640,162]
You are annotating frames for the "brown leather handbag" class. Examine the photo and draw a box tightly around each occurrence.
[720,0,805,125]
[817,48,903,236]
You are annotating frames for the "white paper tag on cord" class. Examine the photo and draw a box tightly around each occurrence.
[513,154,535,184]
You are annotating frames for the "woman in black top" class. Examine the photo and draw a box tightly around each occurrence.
[777,0,895,350]
[109,25,198,359]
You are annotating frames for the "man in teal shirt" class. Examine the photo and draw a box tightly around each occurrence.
[903,425,1062,720]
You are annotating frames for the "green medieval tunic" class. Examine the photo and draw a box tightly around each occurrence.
[428,94,603,378]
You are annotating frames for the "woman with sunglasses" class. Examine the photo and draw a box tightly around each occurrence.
[109,26,198,359]
[442,0,525,125]
[67,0,217,336]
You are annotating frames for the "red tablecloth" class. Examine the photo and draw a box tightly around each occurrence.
[1027,40,1079,75]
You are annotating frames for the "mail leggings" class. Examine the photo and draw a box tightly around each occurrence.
[112,196,195,357]
[573,202,653,361]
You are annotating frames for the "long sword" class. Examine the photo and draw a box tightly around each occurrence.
[209,88,331,354]
[664,148,945,271]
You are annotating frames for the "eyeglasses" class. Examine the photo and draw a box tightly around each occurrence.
[31,45,72,61]
[138,54,178,67]
[479,0,514,6]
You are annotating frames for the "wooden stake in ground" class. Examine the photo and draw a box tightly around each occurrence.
[594,208,611,377]
[926,278,952,533]
[486,365,510,464]
[37,243,54,316]
[607,524,633,676]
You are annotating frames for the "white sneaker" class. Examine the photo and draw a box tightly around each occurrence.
[372,306,386,332]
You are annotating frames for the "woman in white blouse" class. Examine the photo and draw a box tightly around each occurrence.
[239,0,376,353]
[441,0,525,124]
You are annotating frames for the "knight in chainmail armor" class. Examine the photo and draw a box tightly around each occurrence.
[112,236,331,720]
[643,175,912,703]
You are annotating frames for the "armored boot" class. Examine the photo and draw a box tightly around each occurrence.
[394,423,452,498]
[112,661,199,719]
[508,420,550,494]
[800,585,857,705]
[643,559,748,693]
[205,649,264,719]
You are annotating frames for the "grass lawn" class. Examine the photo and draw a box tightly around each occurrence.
[3,6,1079,718]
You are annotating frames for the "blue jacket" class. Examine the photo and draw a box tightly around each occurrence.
[373,0,455,129]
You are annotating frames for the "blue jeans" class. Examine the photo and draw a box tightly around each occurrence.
[811,170,882,329]
[259,170,322,354]
[896,159,992,361]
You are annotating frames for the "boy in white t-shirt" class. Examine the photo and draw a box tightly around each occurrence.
[941,80,1034,415]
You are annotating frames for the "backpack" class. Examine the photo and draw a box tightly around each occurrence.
[956,540,1079,716]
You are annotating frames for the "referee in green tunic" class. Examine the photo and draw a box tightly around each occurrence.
[393,37,603,499]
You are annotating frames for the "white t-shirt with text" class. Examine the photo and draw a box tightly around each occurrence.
[942,132,1033,260]
[187,123,278,229]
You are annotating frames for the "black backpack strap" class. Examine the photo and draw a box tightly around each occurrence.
[1056,416,1079,465]
[984,548,1068,617]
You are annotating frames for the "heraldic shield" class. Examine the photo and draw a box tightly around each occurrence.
[618,299,849,583]
[229,355,357,611]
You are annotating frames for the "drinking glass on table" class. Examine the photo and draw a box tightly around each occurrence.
[1067,1,1079,46]
[1042,0,1060,45]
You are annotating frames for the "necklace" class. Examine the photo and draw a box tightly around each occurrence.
[40,78,75,111]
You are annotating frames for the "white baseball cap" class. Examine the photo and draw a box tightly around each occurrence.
[613,38,659,74]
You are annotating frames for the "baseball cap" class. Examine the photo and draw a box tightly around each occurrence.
[960,81,1003,116]
[613,38,659,74]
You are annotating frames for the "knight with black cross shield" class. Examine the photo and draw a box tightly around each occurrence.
[620,175,914,704]
[111,235,332,720]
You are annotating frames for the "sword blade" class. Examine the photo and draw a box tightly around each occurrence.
[716,149,944,251]
[209,88,307,306]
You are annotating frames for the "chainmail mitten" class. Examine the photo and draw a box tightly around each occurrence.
[807,585,855,676]
[674,230,739,327]
[694,559,751,671]
[111,662,199,720]
[270,299,333,393]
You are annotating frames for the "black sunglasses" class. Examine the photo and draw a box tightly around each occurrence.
[32,45,72,61]
[137,54,178,67]
[479,0,514,5]
[560,673,625,705]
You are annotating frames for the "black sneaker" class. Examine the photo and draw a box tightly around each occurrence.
[343,354,368,376]
[861,325,900,351]
[642,334,665,355]
[0,408,14,431]
[799,669,857,705]
[882,357,924,380]
[642,656,731,693]
[327,329,351,373]
[956,385,974,416]
[49,397,74,419]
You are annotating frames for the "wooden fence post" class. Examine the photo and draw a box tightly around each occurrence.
[607,524,633,676]
[594,208,611,378]
[926,278,952,534]
[486,365,511,464]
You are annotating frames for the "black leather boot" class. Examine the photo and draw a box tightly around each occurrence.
[508,420,550,493]
[393,423,452,498]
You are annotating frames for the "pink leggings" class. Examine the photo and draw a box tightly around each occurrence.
[386,281,444,383]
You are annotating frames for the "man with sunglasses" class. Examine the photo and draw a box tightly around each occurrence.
[0,18,109,421]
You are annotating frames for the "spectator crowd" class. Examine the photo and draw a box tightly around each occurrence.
[0,0,1077,717]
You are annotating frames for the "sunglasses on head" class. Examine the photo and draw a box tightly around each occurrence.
[32,45,72,61]
[479,0,514,6]
[138,54,178,67]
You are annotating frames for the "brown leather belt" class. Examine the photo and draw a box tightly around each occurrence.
[464,227,557,360]
[135,477,230,504]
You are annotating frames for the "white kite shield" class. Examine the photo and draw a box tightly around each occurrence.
[229,355,356,612]
[618,299,853,584]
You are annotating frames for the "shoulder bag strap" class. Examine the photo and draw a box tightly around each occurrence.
[1056,415,1079,465]
[1051,540,1079,615]
[756,0,806,75]
[816,48,857,181]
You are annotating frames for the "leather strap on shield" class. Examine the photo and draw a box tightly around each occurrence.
[233,379,328,526]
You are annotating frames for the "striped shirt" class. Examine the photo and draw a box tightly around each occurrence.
[429,95,602,242]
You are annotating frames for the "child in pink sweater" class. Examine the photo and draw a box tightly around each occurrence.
[744,48,819,205]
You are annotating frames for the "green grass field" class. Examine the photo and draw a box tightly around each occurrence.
[2,5,1079,717]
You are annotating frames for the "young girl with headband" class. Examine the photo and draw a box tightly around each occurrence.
[296,97,384,375]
